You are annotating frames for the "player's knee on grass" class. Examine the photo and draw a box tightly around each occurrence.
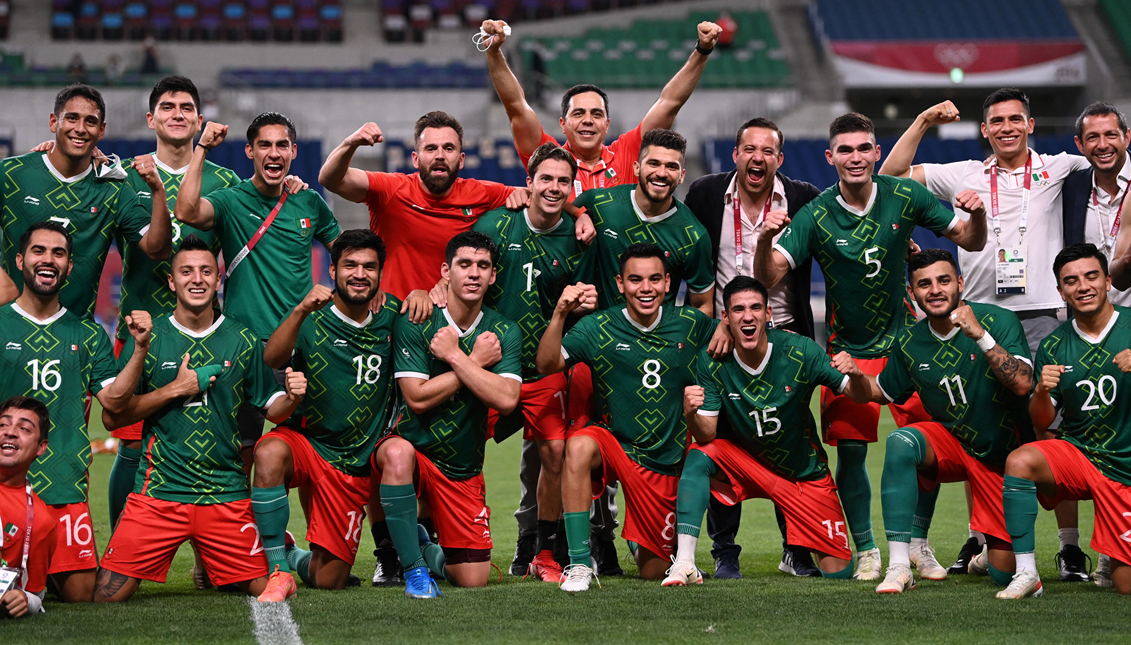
[93,569,141,603]
[815,553,853,578]
[308,546,352,590]
[240,575,269,597]
[53,569,97,603]
[252,437,293,488]
[634,545,668,580]
[1110,558,1131,595]
[444,548,492,587]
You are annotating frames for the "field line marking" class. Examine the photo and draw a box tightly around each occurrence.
[248,597,304,645]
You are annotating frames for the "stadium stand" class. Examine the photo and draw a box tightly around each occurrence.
[0,0,10,39]
[0,51,172,86]
[1099,0,1131,65]
[219,59,487,88]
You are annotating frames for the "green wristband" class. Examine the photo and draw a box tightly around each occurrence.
[195,365,224,392]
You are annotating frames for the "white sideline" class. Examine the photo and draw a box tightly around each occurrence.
[248,597,304,645]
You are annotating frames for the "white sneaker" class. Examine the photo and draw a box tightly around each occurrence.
[910,542,947,581]
[875,564,916,594]
[996,569,1044,599]
[853,548,882,581]
[661,560,703,587]
[968,545,989,576]
[1095,554,1113,588]
[559,564,599,593]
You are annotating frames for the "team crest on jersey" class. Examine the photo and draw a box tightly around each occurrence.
[23,196,39,206]
[552,259,559,267]
[223,360,231,369]
[606,168,617,179]
[298,218,311,229]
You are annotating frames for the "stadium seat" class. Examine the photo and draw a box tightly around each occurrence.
[124,1,147,39]
[174,3,198,40]
[76,1,100,40]
[0,1,10,40]
[102,12,125,40]
[321,3,342,42]
[271,3,295,41]
[52,11,75,40]
[223,3,246,40]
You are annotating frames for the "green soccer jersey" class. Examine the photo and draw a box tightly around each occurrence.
[205,180,341,341]
[115,156,239,339]
[1,152,152,320]
[774,175,958,358]
[0,303,118,504]
[474,207,587,379]
[697,330,848,481]
[573,184,714,311]
[279,297,401,477]
[120,313,283,504]
[392,306,522,480]
[1037,307,1131,486]
[877,302,1033,468]
[561,303,716,475]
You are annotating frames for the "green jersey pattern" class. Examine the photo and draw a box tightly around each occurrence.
[561,303,716,476]
[474,207,586,379]
[573,184,714,310]
[115,157,238,339]
[121,313,282,504]
[392,306,522,480]
[877,302,1033,468]
[1,152,152,320]
[0,303,118,504]
[280,297,401,477]
[697,330,848,481]
[205,180,341,341]
[1036,307,1131,486]
[774,175,958,358]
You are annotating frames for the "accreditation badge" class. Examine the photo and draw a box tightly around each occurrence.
[995,246,1027,295]
[0,566,19,594]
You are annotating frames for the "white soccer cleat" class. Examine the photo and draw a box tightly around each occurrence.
[661,560,703,587]
[910,542,947,580]
[875,564,916,594]
[968,545,989,576]
[1095,554,1113,588]
[852,548,883,581]
[996,569,1044,599]
[559,564,599,593]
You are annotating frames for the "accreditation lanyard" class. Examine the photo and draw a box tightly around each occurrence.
[733,189,774,276]
[0,485,34,575]
[988,154,1032,246]
[1092,187,1125,254]
[226,190,289,278]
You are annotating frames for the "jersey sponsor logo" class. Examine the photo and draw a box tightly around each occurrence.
[615,343,631,351]
[23,196,39,205]
[333,339,348,347]
[603,229,618,239]
[401,348,411,357]
[161,361,178,369]
[918,363,930,371]
[247,212,263,220]
[728,393,741,400]
[4,342,21,350]
[1063,366,1073,372]
[508,243,522,251]
[138,191,151,198]
[836,239,848,246]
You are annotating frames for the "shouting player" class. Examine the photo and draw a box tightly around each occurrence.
[96,235,306,601]
[665,276,869,586]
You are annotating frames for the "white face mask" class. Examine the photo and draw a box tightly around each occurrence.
[95,153,127,181]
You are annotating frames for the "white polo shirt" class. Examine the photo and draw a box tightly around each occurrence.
[922,149,1090,311]
[717,174,795,325]
[1086,158,1131,306]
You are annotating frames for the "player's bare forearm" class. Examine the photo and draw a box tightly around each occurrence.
[688,289,714,318]
[985,344,1033,396]
[536,312,568,375]
[947,215,988,252]
[485,48,543,156]
[264,308,307,369]
[97,344,149,414]
[1029,390,1057,434]
[264,395,301,424]
[448,353,521,414]
[863,374,890,404]
[688,412,717,444]
[0,271,18,306]
[641,51,709,133]
[752,242,788,288]
[103,388,178,429]
[841,372,874,405]
[138,187,172,260]
[878,118,930,181]
[398,374,463,415]
[173,146,214,229]
[318,142,369,203]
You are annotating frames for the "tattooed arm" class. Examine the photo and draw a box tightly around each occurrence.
[984,344,1034,396]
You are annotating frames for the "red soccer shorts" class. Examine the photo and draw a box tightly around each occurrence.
[822,356,929,445]
[567,363,595,431]
[261,427,371,564]
[694,440,853,560]
[110,337,145,442]
[575,423,678,560]
[1032,439,1131,567]
[487,371,570,442]
[101,493,268,586]
[910,422,1009,544]
[45,502,97,574]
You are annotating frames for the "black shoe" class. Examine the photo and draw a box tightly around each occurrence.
[778,545,820,577]
[509,533,536,576]
[947,537,981,575]
[345,574,361,588]
[714,554,742,579]
[593,538,624,577]
[1056,544,1092,582]
[371,546,404,587]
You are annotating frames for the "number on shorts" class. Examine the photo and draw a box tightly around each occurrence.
[59,511,93,546]
[344,510,365,544]
[1078,375,1117,411]
[241,522,264,556]
[822,519,848,549]
[353,354,382,386]
[641,359,662,389]
[661,512,677,542]
[553,390,567,420]
[1121,512,1131,544]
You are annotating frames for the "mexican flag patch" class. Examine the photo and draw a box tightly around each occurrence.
[298,218,311,229]
[4,522,17,539]
[605,168,616,179]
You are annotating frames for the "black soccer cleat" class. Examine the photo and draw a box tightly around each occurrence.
[1056,544,1092,582]
[372,546,404,587]
[593,538,625,577]
[778,545,821,577]
[947,537,981,575]
[509,533,536,576]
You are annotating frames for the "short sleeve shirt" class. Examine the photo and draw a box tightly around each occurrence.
[0,484,55,595]
[518,124,643,200]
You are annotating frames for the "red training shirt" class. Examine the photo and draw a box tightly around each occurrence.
[518,123,644,200]
[0,481,55,594]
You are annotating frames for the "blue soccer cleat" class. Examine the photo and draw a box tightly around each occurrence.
[404,566,442,599]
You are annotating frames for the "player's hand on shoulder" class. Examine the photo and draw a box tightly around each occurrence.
[480,19,510,50]
[920,100,960,126]
[284,367,306,400]
[1037,364,1064,393]
[948,304,985,340]
[368,290,387,315]
[401,289,435,324]
[347,122,384,148]
[428,278,449,309]
[0,588,28,618]
[125,310,153,347]
[761,210,790,241]
[198,122,228,150]
[574,208,596,245]
[429,326,462,363]
[29,140,54,153]
[557,283,588,314]
[954,190,985,217]
[1114,349,1131,373]
[906,239,921,262]
[298,284,334,314]
[283,175,309,194]
[506,187,531,210]
[830,351,862,377]
[697,21,722,49]
[684,385,705,416]
[132,154,164,191]
[707,320,733,358]
[470,330,502,368]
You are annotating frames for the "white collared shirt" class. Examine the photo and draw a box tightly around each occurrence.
[1085,158,1131,306]
[716,174,794,324]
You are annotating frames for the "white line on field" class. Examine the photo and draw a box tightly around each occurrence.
[248,597,304,645]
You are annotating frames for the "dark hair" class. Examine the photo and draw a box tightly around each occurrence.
[639,128,687,162]
[331,229,386,270]
[527,142,577,180]
[413,111,464,150]
[445,230,498,267]
[735,117,784,153]
[722,276,769,311]
[54,84,106,123]
[829,112,874,145]
[560,83,609,120]
[0,396,50,443]
[1075,101,1129,141]
[618,242,669,275]
[907,248,959,281]
[170,233,216,266]
[19,221,72,257]
[246,111,297,145]
[982,88,1030,123]
[148,75,201,114]
[1053,243,1108,283]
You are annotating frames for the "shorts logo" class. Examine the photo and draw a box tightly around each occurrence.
[161,361,178,369]
[603,229,618,239]
[5,342,21,350]
[918,363,930,371]
[615,343,631,351]
[23,196,39,205]
[79,549,93,558]
[333,339,348,347]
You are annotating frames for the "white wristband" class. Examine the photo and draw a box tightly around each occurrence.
[24,589,43,614]
[976,331,996,354]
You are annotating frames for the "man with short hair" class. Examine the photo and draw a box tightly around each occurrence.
[250,229,401,601]
[0,396,57,617]
[374,231,522,595]
[882,88,1094,580]
[0,83,172,312]
[1000,243,1131,598]
[536,243,718,592]
[96,235,307,602]
[665,276,868,587]
[864,249,1033,593]
[755,112,988,580]
[0,222,151,602]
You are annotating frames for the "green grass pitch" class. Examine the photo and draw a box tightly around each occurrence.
[9,403,1129,644]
